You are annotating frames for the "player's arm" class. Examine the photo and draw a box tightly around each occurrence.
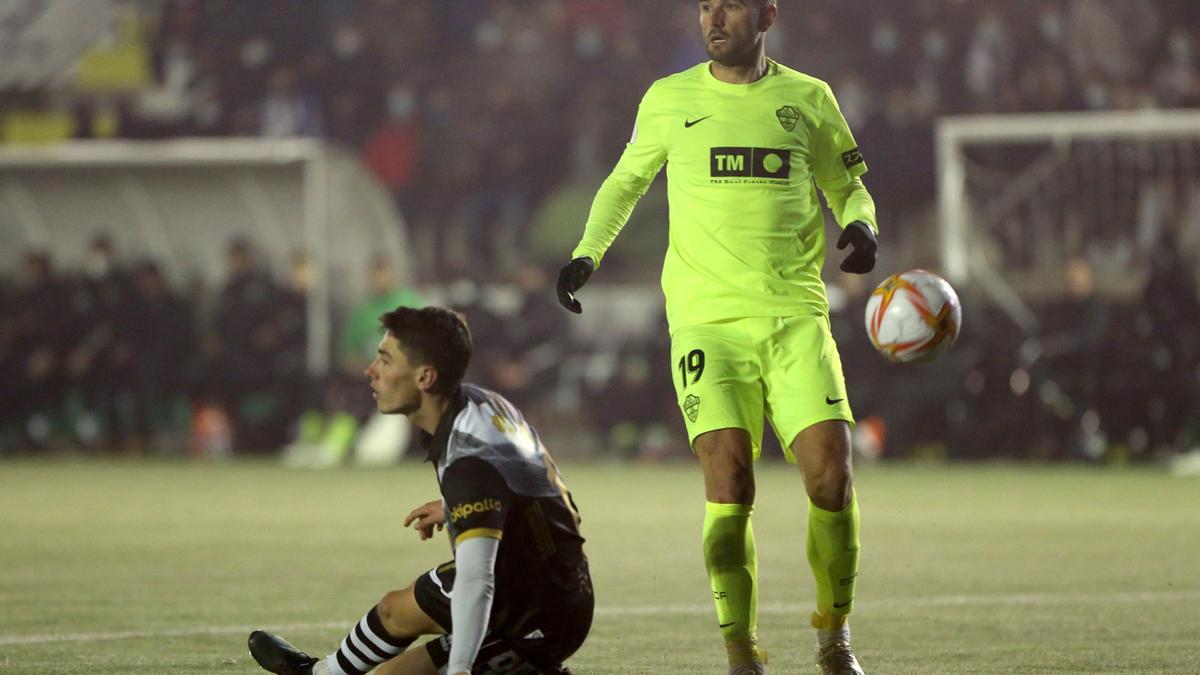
[811,83,878,273]
[558,86,668,312]
[440,457,511,674]
[448,536,500,675]
[403,499,445,540]
[823,177,876,234]
[827,178,878,274]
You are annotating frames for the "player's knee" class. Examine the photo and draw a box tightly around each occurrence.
[377,589,412,637]
[705,457,755,503]
[809,469,852,511]
[710,469,755,504]
[697,432,756,504]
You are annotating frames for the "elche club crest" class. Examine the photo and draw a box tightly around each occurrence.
[776,105,800,132]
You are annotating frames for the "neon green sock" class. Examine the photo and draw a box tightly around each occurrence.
[806,490,861,618]
[703,502,759,663]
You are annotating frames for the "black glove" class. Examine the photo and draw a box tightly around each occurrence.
[556,257,595,314]
[836,221,877,274]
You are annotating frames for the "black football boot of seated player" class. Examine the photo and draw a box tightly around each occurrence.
[248,630,318,675]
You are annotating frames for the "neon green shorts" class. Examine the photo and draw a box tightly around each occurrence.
[669,315,854,463]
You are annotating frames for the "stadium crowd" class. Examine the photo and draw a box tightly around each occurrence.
[3,0,1200,461]
[41,0,1199,278]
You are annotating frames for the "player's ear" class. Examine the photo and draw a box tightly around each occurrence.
[757,2,777,32]
[417,365,439,393]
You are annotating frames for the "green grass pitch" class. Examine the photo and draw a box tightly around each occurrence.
[1,459,1198,674]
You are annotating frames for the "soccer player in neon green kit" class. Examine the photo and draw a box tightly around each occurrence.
[558,1,876,673]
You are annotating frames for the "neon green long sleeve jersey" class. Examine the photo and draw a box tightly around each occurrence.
[572,59,877,332]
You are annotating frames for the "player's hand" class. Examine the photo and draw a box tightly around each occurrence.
[837,221,877,274]
[556,257,595,314]
[403,500,445,540]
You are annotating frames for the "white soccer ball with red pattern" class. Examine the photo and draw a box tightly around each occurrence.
[864,270,962,364]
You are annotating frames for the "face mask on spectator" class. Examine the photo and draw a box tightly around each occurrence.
[85,254,111,280]
[1084,82,1111,109]
[871,22,898,56]
[241,37,271,69]
[334,26,364,58]
[388,88,415,120]
[1169,32,1193,63]
[1038,11,1063,45]
[922,30,947,61]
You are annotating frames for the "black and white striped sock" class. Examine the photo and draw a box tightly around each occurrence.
[325,605,414,675]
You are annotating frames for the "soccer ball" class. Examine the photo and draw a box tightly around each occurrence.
[864,270,962,364]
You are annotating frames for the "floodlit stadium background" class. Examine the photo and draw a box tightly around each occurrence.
[4,0,1199,464]
[3,2,1200,674]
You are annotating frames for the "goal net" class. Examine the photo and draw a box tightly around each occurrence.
[936,110,1200,330]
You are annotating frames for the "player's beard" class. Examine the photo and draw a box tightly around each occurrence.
[706,33,761,68]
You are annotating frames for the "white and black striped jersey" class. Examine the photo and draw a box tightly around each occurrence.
[423,384,589,610]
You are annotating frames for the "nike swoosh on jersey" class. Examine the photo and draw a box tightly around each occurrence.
[826,397,844,405]
[684,115,712,128]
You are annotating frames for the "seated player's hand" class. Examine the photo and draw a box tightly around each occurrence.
[404,500,446,540]
[556,257,595,314]
[837,221,878,274]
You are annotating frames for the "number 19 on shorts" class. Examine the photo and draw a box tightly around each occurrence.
[678,349,705,389]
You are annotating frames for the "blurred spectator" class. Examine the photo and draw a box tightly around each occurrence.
[1155,27,1200,107]
[361,81,420,210]
[964,7,1017,111]
[1139,229,1200,451]
[1067,0,1161,88]
[206,237,287,451]
[477,263,566,412]
[590,318,683,461]
[258,66,324,137]
[0,277,14,450]
[337,255,423,376]
[127,261,195,454]
[64,236,137,451]
[6,252,69,450]
[276,250,314,423]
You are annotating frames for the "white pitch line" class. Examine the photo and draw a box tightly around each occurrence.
[2,590,1197,646]
[0,620,347,647]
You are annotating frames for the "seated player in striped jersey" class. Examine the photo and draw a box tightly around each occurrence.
[248,306,592,675]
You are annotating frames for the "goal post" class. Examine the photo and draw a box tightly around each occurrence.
[936,109,1200,331]
[0,138,413,376]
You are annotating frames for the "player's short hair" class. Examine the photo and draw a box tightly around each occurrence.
[379,306,472,396]
[700,0,776,7]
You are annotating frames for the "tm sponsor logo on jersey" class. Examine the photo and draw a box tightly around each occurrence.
[450,498,503,522]
[710,147,791,183]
